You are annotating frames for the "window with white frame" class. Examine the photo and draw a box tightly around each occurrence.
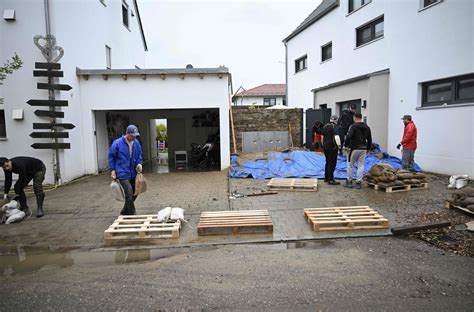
[356,16,384,47]
[295,55,307,73]
[348,0,371,14]
[106,45,111,69]
[0,109,6,138]
[263,98,276,106]
[122,1,129,28]
[321,42,332,62]
[421,73,474,107]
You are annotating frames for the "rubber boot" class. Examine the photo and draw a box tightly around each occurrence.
[36,193,45,218]
[355,181,362,189]
[15,195,32,218]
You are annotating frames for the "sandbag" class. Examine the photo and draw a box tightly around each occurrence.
[157,207,172,223]
[170,207,185,222]
[414,173,427,179]
[397,172,417,180]
[378,182,396,188]
[368,165,383,177]
[466,205,474,212]
[134,173,148,196]
[454,187,474,198]
[110,180,125,202]
[460,197,474,207]
[5,209,25,224]
[393,180,405,186]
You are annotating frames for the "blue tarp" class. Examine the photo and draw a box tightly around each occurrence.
[229,150,421,179]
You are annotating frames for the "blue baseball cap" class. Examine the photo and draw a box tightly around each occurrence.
[126,125,140,136]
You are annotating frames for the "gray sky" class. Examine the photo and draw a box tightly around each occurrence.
[138,0,320,91]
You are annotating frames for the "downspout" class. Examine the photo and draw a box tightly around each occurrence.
[284,41,288,107]
[44,0,51,35]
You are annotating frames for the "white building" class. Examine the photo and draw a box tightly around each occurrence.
[232,84,286,107]
[283,0,474,176]
[0,0,231,184]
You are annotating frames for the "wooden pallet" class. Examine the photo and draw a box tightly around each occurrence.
[267,178,318,191]
[445,201,474,215]
[197,210,273,235]
[366,182,428,193]
[104,215,181,241]
[304,206,389,231]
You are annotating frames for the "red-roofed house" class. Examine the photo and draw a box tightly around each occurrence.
[232,84,286,106]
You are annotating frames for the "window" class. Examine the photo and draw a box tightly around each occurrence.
[0,110,6,138]
[106,45,111,69]
[321,42,332,62]
[423,0,440,8]
[356,16,384,47]
[295,55,307,73]
[349,0,370,13]
[422,74,474,107]
[122,1,129,28]
[264,98,276,106]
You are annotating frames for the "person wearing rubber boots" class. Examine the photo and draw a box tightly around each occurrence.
[1,156,46,218]
[108,125,143,215]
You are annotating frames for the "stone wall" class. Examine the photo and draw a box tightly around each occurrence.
[230,107,303,152]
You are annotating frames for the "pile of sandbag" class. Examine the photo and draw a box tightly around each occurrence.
[1,200,26,224]
[365,164,428,188]
[446,187,474,212]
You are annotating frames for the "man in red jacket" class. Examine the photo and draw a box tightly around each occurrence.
[397,115,417,171]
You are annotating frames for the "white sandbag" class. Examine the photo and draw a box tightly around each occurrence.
[110,180,125,202]
[2,200,19,212]
[157,207,172,223]
[448,175,469,189]
[170,207,185,222]
[6,210,25,224]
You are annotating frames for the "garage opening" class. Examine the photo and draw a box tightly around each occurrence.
[94,109,221,173]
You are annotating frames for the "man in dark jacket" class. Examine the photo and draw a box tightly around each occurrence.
[108,125,143,215]
[336,103,356,154]
[344,113,372,189]
[1,156,46,217]
[321,115,340,185]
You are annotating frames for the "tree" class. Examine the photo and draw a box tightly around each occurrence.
[156,124,167,142]
[0,53,23,104]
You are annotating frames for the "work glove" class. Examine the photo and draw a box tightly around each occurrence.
[136,164,143,173]
[111,170,117,179]
[396,144,401,150]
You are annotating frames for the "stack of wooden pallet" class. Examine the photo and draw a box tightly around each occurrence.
[304,206,389,231]
[197,210,273,235]
[104,215,181,242]
[267,178,318,191]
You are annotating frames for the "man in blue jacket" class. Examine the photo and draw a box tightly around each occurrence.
[108,125,143,215]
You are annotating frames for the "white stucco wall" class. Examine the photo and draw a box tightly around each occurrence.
[0,0,147,183]
[233,96,285,106]
[81,74,231,171]
[286,0,474,176]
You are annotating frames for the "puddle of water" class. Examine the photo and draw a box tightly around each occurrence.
[286,240,335,249]
[0,246,186,276]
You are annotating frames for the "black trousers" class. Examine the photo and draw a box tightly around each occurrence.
[118,179,137,215]
[15,165,46,209]
[324,148,338,182]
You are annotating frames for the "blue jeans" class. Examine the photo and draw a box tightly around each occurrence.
[118,179,137,215]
